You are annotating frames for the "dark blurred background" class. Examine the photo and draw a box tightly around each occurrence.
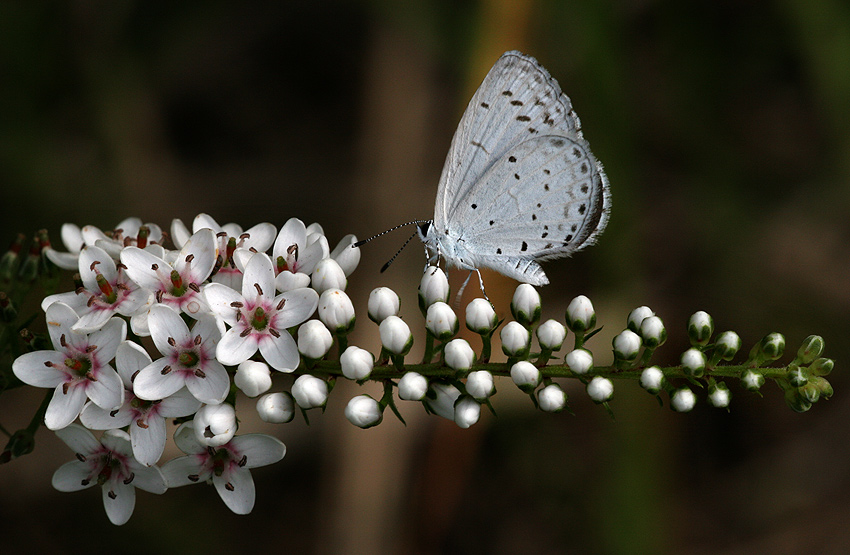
[2,1,850,553]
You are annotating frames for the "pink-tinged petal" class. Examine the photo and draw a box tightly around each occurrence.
[213,467,255,514]
[81,224,110,247]
[175,229,216,283]
[157,388,202,417]
[86,366,124,410]
[45,302,82,351]
[45,384,88,430]
[203,283,241,326]
[258,331,300,372]
[79,245,118,291]
[216,328,259,366]
[298,235,329,274]
[129,463,167,494]
[273,288,319,330]
[192,213,223,234]
[41,290,87,313]
[242,222,276,252]
[80,398,134,429]
[133,359,186,401]
[230,434,286,468]
[148,305,191,356]
[241,252,275,301]
[89,318,127,364]
[102,481,136,526]
[162,455,203,487]
[171,218,192,249]
[115,341,152,386]
[52,460,95,492]
[72,309,114,334]
[132,416,167,467]
[275,270,311,292]
[273,218,306,261]
[55,423,100,453]
[12,351,67,387]
[120,247,170,291]
[190,313,222,351]
[172,421,206,455]
[185,360,229,404]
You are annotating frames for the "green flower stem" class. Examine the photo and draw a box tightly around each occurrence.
[421,333,435,364]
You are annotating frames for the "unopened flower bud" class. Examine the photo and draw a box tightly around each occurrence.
[714,331,741,361]
[640,366,664,394]
[787,364,808,388]
[587,376,613,403]
[367,287,399,323]
[234,360,272,397]
[784,388,812,413]
[194,403,237,447]
[565,348,593,375]
[500,321,531,358]
[759,333,785,360]
[688,311,714,346]
[809,358,834,376]
[444,338,475,371]
[612,330,641,362]
[379,315,413,356]
[465,298,498,334]
[297,319,333,360]
[796,335,824,365]
[454,396,481,429]
[425,383,460,420]
[671,388,696,412]
[741,369,765,391]
[256,392,295,423]
[317,288,355,334]
[330,234,361,277]
[418,267,449,310]
[536,319,567,351]
[344,395,383,428]
[627,306,654,333]
[639,316,667,348]
[708,382,731,408]
[681,348,707,378]
[809,376,833,398]
[566,295,596,333]
[511,283,541,327]
[340,346,374,381]
[537,383,567,413]
[510,361,541,392]
[398,372,428,401]
[311,258,347,293]
[466,370,495,400]
[799,381,820,404]
[291,374,329,409]
[425,301,458,341]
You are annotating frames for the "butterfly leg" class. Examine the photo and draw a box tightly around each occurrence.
[454,268,489,305]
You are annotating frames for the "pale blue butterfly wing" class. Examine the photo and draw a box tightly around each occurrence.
[426,50,610,286]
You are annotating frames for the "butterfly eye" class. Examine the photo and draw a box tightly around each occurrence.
[417,222,431,236]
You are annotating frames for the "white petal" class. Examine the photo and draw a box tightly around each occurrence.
[191,312,222,352]
[273,218,306,260]
[81,224,111,247]
[133,359,186,401]
[274,270,311,292]
[148,304,191,356]
[185,360,229,404]
[298,235,329,274]
[157,388,202,417]
[130,310,152,337]
[192,213,223,234]
[45,302,82,351]
[120,247,170,291]
[175,229,216,283]
[89,317,127,364]
[213,467,255,515]
[129,463,167,494]
[115,341,152,387]
[41,290,87,314]
[172,421,206,455]
[240,252,275,301]
[54,423,100,453]
[80,400,133,429]
[258,332,300,372]
[161,455,203,487]
[44,249,80,270]
[45,384,87,430]
[273,288,319,330]
[216,328,259,366]
[203,283,241,326]
[86,366,124,410]
[79,245,117,290]
[12,351,66,387]
[330,234,360,277]
[52,460,95,492]
[241,222,276,252]
[102,481,136,525]
[61,223,85,252]
[230,434,286,468]
[170,218,192,249]
[72,309,114,334]
[131,416,167,467]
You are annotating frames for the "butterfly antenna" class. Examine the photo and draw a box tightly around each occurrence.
[353,220,430,248]
[380,230,420,273]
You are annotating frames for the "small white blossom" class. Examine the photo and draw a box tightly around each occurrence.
[500,321,530,357]
[565,348,594,375]
[742,369,765,391]
[234,361,272,398]
[537,383,567,412]
[466,370,495,400]
[640,366,664,394]
[398,372,428,401]
[330,234,361,277]
[639,316,667,348]
[510,283,541,326]
[681,348,707,378]
[612,329,642,361]
[444,338,475,372]
[379,316,413,356]
[291,374,328,409]
[424,383,460,420]
[714,331,742,360]
[193,403,237,447]
[425,301,458,340]
[256,392,295,423]
[272,218,329,292]
[311,258,346,294]
[344,395,383,428]
[465,298,498,334]
[708,383,731,408]
[317,288,356,335]
[510,361,541,392]
[671,388,697,412]
[340,346,374,381]
[536,319,567,351]
[297,320,333,360]
[419,267,450,307]
[627,306,654,333]
[688,311,714,345]
[566,295,596,333]
[367,287,399,323]
[587,376,614,403]
[454,396,481,429]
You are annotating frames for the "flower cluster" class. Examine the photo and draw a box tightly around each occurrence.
[0,215,836,525]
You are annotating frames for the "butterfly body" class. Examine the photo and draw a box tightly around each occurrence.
[420,51,611,286]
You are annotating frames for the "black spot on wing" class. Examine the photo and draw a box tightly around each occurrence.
[521,241,528,252]
[481,102,490,109]
[510,100,524,106]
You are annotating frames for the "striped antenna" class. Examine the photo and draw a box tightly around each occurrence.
[352,220,431,248]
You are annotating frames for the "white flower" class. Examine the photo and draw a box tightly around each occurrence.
[317,288,356,334]
[41,245,152,333]
[161,421,285,515]
[79,340,200,466]
[708,383,731,408]
[671,388,697,412]
[311,258,347,294]
[640,366,664,394]
[741,369,765,391]
[291,374,328,409]
[424,383,460,420]
[419,267,449,307]
[627,306,654,333]
[445,340,476,373]
[466,370,495,400]
[398,372,428,401]
[379,316,413,356]
[297,320,333,360]
[454,397,481,429]
[425,301,458,340]
[234,361,273,398]
[272,218,329,292]
[565,348,593,374]
[340,346,374,381]
[256,392,295,423]
[681,348,707,378]
[536,319,567,351]
[12,302,125,430]
[612,329,642,361]
[367,287,399,323]
[510,283,541,326]
[500,321,530,357]
[510,361,541,392]
[344,395,383,428]
[52,425,167,525]
[88,217,165,260]
[330,234,361,277]
[193,403,237,447]
[587,376,614,403]
[204,252,318,372]
[537,383,567,412]
[465,298,498,334]
[687,311,714,345]
[566,295,596,333]
[132,305,229,405]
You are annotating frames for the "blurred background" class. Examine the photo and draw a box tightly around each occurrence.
[1,1,849,553]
